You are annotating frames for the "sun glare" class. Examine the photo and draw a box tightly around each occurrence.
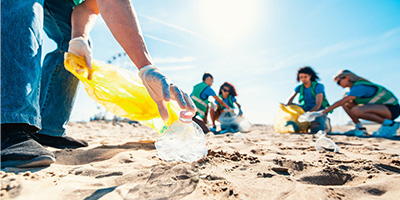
[198,0,260,48]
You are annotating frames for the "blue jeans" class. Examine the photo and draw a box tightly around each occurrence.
[1,0,79,136]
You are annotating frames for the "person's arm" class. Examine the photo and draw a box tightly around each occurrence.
[213,96,232,111]
[286,92,298,105]
[69,0,100,80]
[95,0,195,121]
[310,93,323,112]
[235,101,241,109]
[97,0,151,69]
[322,95,356,114]
[71,0,99,39]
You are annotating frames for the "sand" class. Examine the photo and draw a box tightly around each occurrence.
[1,122,400,200]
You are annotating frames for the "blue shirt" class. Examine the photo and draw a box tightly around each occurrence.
[200,86,216,100]
[347,84,377,98]
[295,83,325,112]
[216,96,237,109]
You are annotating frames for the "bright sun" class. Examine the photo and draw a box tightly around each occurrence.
[198,0,260,48]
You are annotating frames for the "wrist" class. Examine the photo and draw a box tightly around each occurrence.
[138,64,158,79]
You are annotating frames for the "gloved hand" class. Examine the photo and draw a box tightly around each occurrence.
[139,65,196,121]
[68,37,93,80]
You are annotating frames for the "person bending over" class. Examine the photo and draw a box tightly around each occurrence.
[321,70,399,137]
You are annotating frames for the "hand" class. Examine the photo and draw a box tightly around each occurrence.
[139,65,196,121]
[68,37,93,80]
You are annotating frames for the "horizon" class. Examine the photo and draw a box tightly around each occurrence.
[42,0,400,126]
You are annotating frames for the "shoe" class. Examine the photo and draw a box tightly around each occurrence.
[354,127,369,137]
[34,133,88,149]
[209,126,217,133]
[1,124,55,168]
[344,127,368,137]
[373,122,400,138]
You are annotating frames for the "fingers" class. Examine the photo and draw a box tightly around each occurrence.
[171,85,187,109]
[84,55,93,80]
[183,93,196,113]
[161,78,171,101]
[156,101,169,122]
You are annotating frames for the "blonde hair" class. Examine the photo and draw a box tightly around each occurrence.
[333,69,369,83]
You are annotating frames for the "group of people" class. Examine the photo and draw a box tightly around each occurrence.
[189,73,242,133]
[286,66,399,137]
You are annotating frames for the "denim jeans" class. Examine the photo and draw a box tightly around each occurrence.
[1,0,79,136]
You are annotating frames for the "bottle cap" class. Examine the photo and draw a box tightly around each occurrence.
[180,111,193,120]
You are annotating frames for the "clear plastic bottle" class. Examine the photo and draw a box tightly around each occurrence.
[315,130,340,153]
[155,111,208,163]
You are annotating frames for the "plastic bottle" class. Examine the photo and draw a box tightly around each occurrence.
[315,130,340,153]
[155,111,208,163]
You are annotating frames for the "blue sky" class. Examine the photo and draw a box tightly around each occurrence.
[43,0,400,125]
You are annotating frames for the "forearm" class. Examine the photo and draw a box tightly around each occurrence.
[71,0,99,38]
[215,97,230,110]
[323,97,353,114]
[97,0,152,69]
[286,92,297,105]
[311,94,323,112]
[286,97,294,105]
[235,102,241,108]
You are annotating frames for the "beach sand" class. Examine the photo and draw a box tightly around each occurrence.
[1,122,400,200]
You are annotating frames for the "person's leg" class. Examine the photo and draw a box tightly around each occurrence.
[36,0,88,148]
[350,104,391,124]
[192,116,210,133]
[342,101,360,124]
[1,0,55,168]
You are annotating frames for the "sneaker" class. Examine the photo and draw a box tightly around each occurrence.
[344,127,368,137]
[373,122,400,138]
[209,126,217,133]
[1,124,55,168]
[33,133,88,149]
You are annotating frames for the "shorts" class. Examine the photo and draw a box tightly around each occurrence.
[385,104,400,120]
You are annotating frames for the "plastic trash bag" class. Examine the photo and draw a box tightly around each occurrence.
[298,111,324,123]
[315,130,340,153]
[218,109,251,133]
[273,103,309,133]
[64,53,181,134]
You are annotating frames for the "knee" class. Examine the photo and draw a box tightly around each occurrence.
[350,106,363,117]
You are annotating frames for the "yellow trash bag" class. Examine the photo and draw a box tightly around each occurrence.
[273,103,309,133]
[64,53,181,134]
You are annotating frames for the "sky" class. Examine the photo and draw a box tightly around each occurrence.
[43,0,400,125]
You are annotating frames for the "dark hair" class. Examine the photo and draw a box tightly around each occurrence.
[202,73,213,82]
[296,66,320,82]
[218,82,238,97]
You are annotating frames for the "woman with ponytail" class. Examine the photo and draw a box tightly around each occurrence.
[321,70,399,137]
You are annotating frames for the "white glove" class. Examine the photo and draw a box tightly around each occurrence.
[139,65,196,121]
[68,37,93,80]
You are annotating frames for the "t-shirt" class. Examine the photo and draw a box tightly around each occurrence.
[200,86,216,100]
[295,83,325,112]
[347,84,378,98]
[215,96,237,109]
